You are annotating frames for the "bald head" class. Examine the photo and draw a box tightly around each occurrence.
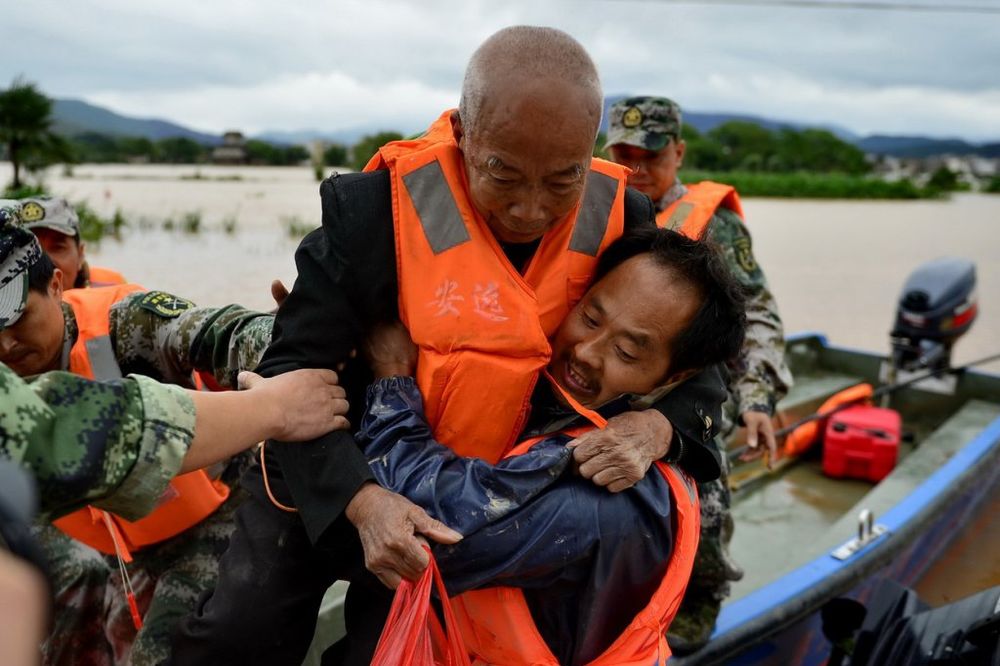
[459,26,603,138]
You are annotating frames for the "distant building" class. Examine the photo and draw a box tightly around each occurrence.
[212,131,248,165]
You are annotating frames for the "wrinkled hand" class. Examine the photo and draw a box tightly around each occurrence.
[739,410,777,469]
[365,320,418,379]
[345,483,462,589]
[569,410,673,493]
[238,369,350,441]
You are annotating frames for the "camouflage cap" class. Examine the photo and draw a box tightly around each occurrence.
[606,96,683,152]
[0,207,43,329]
[19,196,80,237]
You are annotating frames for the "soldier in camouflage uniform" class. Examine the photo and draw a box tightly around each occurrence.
[0,196,128,289]
[0,358,346,519]
[606,97,793,652]
[0,209,275,666]
[0,344,347,666]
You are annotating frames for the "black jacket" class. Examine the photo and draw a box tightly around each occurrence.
[255,170,726,544]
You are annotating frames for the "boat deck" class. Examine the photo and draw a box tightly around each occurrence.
[727,335,1000,602]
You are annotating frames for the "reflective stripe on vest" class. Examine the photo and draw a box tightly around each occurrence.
[52,285,230,559]
[655,181,745,239]
[372,109,628,463]
[450,419,702,666]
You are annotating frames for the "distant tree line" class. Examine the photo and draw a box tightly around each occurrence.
[598,121,870,175]
[64,131,407,171]
[68,133,312,166]
[0,78,405,175]
[3,78,987,199]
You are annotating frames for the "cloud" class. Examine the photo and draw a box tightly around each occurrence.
[5,0,999,140]
[86,70,459,135]
[687,72,1000,141]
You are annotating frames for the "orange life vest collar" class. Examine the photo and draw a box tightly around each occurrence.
[451,418,701,665]
[86,265,128,288]
[52,285,230,560]
[371,110,628,463]
[656,181,745,239]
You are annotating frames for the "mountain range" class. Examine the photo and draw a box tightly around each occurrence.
[50,97,999,159]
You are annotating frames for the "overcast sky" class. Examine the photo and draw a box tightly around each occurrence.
[5,0,1000,141]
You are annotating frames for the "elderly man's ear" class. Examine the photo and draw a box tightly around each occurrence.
[451,110,465,146]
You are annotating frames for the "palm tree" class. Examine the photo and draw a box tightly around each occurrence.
[0,78,68,190]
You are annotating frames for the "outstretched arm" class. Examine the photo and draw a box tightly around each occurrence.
[0,364,346,522]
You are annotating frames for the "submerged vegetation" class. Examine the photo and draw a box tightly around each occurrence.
[283,215,314,238]
[75,203,127,242]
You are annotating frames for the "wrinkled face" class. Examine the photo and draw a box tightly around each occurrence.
[0,271,65,377]
[548,255,701,408]
[32,229,84,290]
[609,140,686,204]
[456,79,597,244]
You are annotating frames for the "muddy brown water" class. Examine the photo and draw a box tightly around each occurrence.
[9,163,1000,605]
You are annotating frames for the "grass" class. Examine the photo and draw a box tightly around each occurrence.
[282,215,314,238]
[181,211,202,233]
[221,214,239,234]
[682,170,936,200]
[76,203,128,243]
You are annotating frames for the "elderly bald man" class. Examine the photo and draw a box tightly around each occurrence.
[173,26,727,664]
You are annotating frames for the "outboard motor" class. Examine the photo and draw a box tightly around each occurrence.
[884,258,977,395]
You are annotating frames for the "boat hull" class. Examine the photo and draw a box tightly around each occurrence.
[675,336,1000,666]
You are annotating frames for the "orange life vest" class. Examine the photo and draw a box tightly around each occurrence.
[783,383,874,457]
[368,109,628,463]
[87,265,128,287]
[656,181,745,239]
[450,388,702,666]
[51,284,230,561]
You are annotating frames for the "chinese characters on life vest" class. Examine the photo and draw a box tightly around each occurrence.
[429,279,508,322]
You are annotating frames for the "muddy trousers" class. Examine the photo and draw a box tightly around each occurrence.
[170,467,392,666]
[668,445,742,650]
[35,486,246,666]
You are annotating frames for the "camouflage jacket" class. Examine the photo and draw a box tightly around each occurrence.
[659,181,793,417]
[59,291,274,388]
[0,362,195,522]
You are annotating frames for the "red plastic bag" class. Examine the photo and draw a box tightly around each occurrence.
[371,549,471,666]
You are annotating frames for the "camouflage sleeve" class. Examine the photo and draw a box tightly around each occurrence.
[0,364,195,522]
[109,292,274,389]
[706,208,793,414]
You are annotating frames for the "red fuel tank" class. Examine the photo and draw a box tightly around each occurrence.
[823,405,901,483]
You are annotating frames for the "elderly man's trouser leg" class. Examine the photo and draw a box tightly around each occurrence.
[170,464,385,665]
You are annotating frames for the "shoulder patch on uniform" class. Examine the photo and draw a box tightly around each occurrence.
[137,291,194,318]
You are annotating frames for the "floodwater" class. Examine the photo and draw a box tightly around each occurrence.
[9,163,999,375]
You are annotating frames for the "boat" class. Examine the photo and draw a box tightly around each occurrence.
[675,258,999,665]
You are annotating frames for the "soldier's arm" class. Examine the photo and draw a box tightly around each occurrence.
[0,363,195,522]
[109,293,274,389]
[0,364,346,522]
[707,209,793,415]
